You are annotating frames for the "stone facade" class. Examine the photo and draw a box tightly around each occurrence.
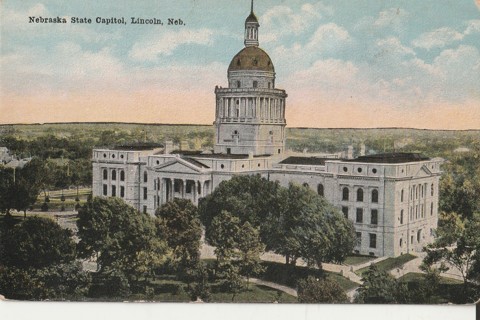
[92,3,442,257]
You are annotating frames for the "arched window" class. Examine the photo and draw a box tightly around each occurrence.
[120,170,125,181]
[399,238,403,247]
[357,188,364,202]
[371,189,378,203]
[103,169,108,180]
[111,169,116,181]
[237,81,241,88]
[253,81,258,88]
[401,189,404,202]
[342,187,349,201]
[143,171,148,183]
[400,210,404,224]
[317,184,324,197]
[303,182,309,188]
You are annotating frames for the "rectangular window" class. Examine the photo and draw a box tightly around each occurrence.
[143,205,147,214]
[143,187,148,200]
[356,232,362,247]
[103,184,108,196]
[120,186,125,198]
[111,185,116,197]
[369,233,377,248]
[342,206,349,219]
[356,208,363,223]
[371,209,378,225]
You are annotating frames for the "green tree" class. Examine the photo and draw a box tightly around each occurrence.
[297,276,348,303]
[208,210,242,264]
[188,262,211,302]
[199,175,281,240]
[0,166,15,215]
[77,197,168,281]
[33,261,90,300]
[1,216,76,269]
[13,158,44,217]
[0,158,43,217]
[440,147,480,220]
[264,183,355,268]
[200,176,354,269]
[208,211,265,294]
[236,221,265,288]
[155,199,202,280]
[354,265,409,304]
[423,211,480,302]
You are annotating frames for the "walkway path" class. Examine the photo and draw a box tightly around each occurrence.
[249,278,298,297]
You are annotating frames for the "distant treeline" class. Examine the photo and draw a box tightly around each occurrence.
[2,123,479,161]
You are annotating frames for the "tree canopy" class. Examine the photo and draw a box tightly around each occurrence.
[155,198,202,278]
[263,183,355,267]
[1,216,76,269]
[354,265,409,304]
[77,197,168,279]
[199,176,355,268]
[423,211,480,302]
[0,158,44,216]
[297,276,348,303]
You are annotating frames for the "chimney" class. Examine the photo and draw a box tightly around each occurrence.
[347,146,354,159]
[164,141,174,154]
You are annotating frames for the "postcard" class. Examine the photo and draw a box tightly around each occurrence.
[0,0,479,319]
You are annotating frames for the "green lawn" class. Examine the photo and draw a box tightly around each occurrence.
[99,277,297,303]
[258,261,358,292]
[343,255,375,266]
[399,272,463,285]
[398,272,479,304]
[356,254,416,277]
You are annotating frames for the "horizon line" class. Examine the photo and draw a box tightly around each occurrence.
[0,121,479,132]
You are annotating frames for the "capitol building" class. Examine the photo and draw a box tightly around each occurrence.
[92,3,442,258]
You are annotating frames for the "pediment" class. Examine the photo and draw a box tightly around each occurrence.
[413,165,432,178]
[153,159,203,174]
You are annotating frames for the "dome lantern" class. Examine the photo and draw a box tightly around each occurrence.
[244,0,259,47]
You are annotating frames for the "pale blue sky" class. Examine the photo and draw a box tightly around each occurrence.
[1,0,479,128]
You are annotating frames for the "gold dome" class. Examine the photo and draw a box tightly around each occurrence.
[228,46,275,73]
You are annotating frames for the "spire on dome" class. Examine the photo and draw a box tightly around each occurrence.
[244,0,259,47]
